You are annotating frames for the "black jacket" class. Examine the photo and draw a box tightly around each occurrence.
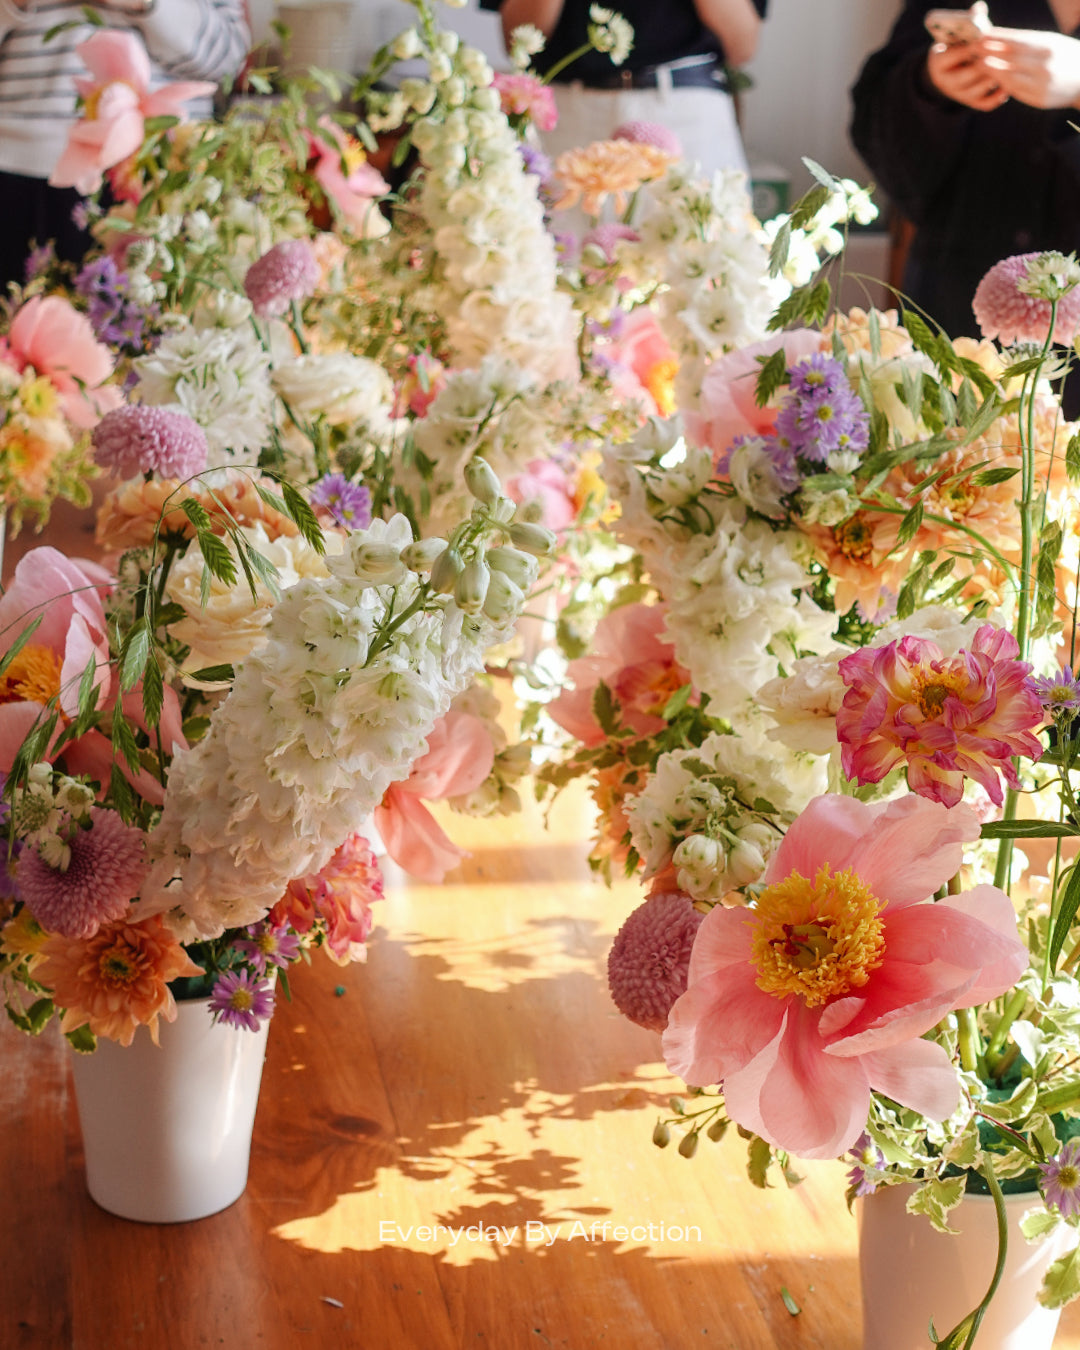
[850,0,1080,338]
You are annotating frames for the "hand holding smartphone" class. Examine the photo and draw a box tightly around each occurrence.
[925,2,992,46]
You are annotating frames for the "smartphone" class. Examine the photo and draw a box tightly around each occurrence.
[925,3,992,46]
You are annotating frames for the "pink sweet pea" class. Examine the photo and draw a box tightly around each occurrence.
[547,602,690,747]
[373,711,495,883]
[663,794,1029,1160]
[687,329,826,462]
[307,121,390,238]
[50,30,215,195]
[6,295,120,428]
[492,73,558,131]
[836,624,1044,808]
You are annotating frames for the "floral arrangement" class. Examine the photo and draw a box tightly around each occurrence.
[536,175,1080,1327]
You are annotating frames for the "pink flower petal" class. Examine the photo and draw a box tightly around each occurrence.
[374,785,466,883]
[861,1038,960,1122]
[723,1001,871,1160]
[76,30,151,92]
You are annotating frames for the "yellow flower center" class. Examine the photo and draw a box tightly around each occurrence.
[0,644,62,706]
[1059,1165,1080,1190]
[644,358,679,417]
[912,666,968,719]
[230,988,255,1012]
[750,864,886,1007]
[19,376,59,419]
[833,513,873,562]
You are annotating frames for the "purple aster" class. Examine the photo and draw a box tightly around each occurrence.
[720,433,803,493]
[309,473,372,530]
[234,921,301,975]
[76,256,159,353]
[1033,666,1080,714]
[519,142,553,184]
[208,969,276,1032]
[608,890,704,1033]
[17,808,148,940]
[1040,1139,1080,1219]
[71,201,91,231]
[845,1132,885,1197]
[92,404,208,480]
[775,355,869,463]
[244,239,320,319]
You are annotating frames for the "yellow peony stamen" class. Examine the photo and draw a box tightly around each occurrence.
[0,644,63,706]
[750,864,886,1006]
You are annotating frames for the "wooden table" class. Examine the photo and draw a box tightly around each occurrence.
[5,787,1080,1350]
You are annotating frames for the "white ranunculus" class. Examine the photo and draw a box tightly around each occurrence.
[271,352,394,427]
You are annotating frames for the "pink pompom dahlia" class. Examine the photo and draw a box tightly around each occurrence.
[663,793,1029,1160]
[18,808,148,940]
[836,624,1044,808]
[972,253,1080,346]
[243,239,321,319]
[92,404,208,479]
[608,889,704,1032]
[613,120,683,158]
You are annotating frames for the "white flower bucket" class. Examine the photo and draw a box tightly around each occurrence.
[70,997,270,1223]
[858,1182,1077,1350]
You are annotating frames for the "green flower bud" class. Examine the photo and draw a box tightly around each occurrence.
[706,1119,729,1143]
[508,521,556,557]
[429,546,464,594]
[486,545,536,591]
[678,1130,700,1159]
[481,566,524,622]
[400,537,448,573]
[464,456,502,506]
[455,556,490,613]
[652,1121,671,1149]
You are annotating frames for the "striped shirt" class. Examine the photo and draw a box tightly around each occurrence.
[0,0,250,177]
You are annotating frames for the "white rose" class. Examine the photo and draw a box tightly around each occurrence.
[271,353,393,426]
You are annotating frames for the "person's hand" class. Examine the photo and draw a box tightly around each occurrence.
[926,40,1009,110]
[978,28,1080,108]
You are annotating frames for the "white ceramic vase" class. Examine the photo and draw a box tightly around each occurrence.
[70,997,270,1223]
[858,1182,1077,1350]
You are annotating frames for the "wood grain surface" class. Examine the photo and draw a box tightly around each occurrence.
[4,785,1080,1350]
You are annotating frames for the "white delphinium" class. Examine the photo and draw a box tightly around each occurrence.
[410,37,579,384]
[632,166,779,416]
[141,476,551,938]
[133,307,274,466]
[626,725,825,900]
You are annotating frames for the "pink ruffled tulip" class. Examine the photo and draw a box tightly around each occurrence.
[837,624,1044,808]
[50,30,215,195]
[374,711,495,882]
[663,794,1029,1160]
[547,603,689,747]
[6,295,120,428]
[687,329,825,461]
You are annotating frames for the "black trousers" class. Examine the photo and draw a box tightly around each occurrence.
[0,170,92,294]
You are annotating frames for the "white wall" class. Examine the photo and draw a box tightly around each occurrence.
[741,0,902,194]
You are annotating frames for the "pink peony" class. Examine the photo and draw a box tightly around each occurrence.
[49,30,215,194]
[836,624,1044,808]
[687,329,826,461]
[663,794,1029,1160]
[613,120,683,158]
[373,711,494,882]
[547,602,689,747]
[307,121,390,238]
[18,807,148,939]
[603,307,678,416]
[92,404,208,479]
[243,239,320,319]
[972,253,1080,346]
[506,459,577,532]
[7,295,120,428]
[492,72,558,131]
[608,889,704,1032]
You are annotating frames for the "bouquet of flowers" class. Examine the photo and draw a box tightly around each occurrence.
[536,171,1080,1332]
